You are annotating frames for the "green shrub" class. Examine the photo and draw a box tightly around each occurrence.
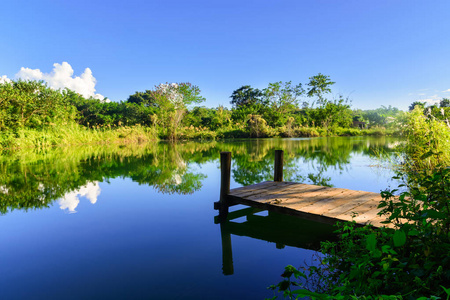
[269,165,450,299]
[220,129,250,139]
[179,126,217,140]
[403,107,450,171]
[293,127,320,137]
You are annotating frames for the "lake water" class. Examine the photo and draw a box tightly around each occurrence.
[0,137,400,299]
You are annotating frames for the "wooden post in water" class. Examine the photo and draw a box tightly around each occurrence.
[220,221,234,275]
[218,151,231,218]
[274,150,284,182]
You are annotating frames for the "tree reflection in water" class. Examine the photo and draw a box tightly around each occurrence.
[0,136,399,215]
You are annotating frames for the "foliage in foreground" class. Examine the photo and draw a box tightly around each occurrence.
[403,107,450,172]
[269,165,450,299]
[267,104,450,299]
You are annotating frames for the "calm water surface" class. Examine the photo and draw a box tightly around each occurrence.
[0,137,399,299]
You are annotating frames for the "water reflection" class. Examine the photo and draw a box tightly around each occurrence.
[0,136,400,215]
[59,181,101,213]
[215,207,337,275]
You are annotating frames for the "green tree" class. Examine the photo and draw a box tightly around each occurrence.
[262,81,303,114]
[359,105,401,128]
[309,96,352,129]
[247,114,271,137]
[230,85,263,109]
[261,81,303,127]
[306,73,335,107]
[127,90,160,107]
[409,101,425,111]
[150,83,205,140]
[211,106,232,129]
[440,98,450,108]
[0,80,77,130]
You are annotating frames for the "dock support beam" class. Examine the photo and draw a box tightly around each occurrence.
[216,151,231,219]
[274,150,284,182]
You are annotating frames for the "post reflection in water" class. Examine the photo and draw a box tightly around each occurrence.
[215,206,337,275]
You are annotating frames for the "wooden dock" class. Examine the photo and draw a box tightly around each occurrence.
[214,150,389,228]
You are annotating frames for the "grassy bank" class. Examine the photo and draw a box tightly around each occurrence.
[176,125,401,140]
[0,124,158,150]
[0,124,401,150]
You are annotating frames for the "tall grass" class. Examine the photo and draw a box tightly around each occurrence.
[0,123,158,150]
[0,122,401,150]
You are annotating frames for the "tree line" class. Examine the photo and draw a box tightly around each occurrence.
[3,74,447,141]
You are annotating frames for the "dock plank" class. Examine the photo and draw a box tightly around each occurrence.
[325,192,376,217]
[301,190,368,215]
[224,181,390,228]
[231,181,294,198]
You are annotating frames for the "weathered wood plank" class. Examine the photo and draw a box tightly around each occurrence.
[230,181,292,198]
[266,186,336,208]
[244,183,321,203]
[352,206,387,224]
[300,190,367,215]
[227,181,389,228]
[228,181,275,195]
[334,197,380,221]
[325,192,378,218]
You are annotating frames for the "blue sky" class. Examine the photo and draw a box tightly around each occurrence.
[1,0,450,110]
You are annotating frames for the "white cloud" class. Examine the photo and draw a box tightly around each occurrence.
[442,89,450,93]
[0,75,11,84]
[15,62,109,102]
[419,94,440,106]
[59,181,101,213]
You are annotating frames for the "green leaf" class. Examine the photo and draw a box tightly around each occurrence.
[408,229,419,236]
[422,209,446,220]
[393,230,407,247]
[381,245,391,253]
[292,269,307,280]
[373,249,382,258]
[366,233,377,251]
[420,151,435,160]
[441,285,450,296]
[278,280,290,291]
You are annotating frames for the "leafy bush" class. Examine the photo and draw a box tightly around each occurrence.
[331,127,361,136]
[403,107,450,171]
[293,127,320,137]
[269,165,450,299]
[0,80,77,131]
[178,126,217,140]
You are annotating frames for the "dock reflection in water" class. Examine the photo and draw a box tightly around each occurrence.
[215,206,336,275]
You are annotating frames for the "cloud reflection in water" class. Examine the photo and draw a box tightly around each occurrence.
[59,182,101,213]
